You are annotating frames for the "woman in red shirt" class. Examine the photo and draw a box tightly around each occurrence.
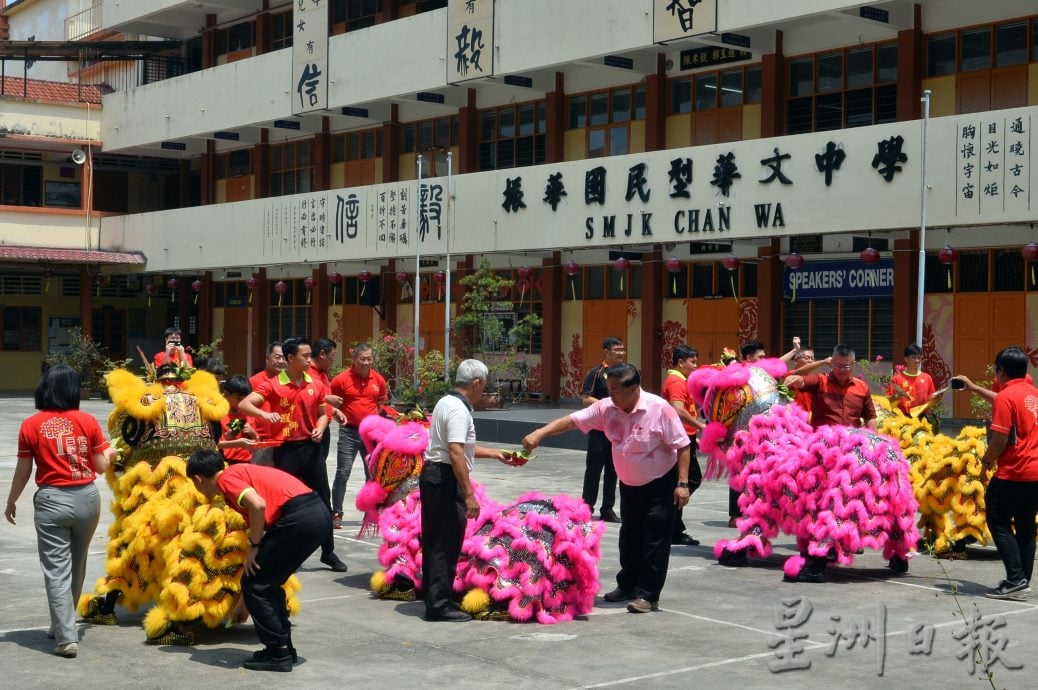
[4,365,115,658]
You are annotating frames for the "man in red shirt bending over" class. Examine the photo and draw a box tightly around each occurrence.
[238,336,346,573]
[785,343,877,430]
[188,450,329,672]
[976,346,1038,600]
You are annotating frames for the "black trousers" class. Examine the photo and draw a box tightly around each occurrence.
[419,461,466,617]
[617,465,678,602]
[673,435,702,540]
[242,492,328,649]
[274,439,335,557]
[728,488,741,519]
[582,430,617,512]
[986,477,1038,584]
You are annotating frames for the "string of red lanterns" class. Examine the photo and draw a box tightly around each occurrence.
[938,245,959,290]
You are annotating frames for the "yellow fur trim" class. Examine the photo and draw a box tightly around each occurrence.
[143,606,173,638]
[108,369,165,422]
[370,570,389,594]
[460,588,491,615]
[182,371,230,422]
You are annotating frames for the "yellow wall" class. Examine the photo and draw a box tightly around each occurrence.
[330,163,345,189]
[742,103,762,141]
[629,120,646,154]
[666,113,691,148]
[398,153,417,181]
[923,75,956,117]
[212,307,225,345]
[563,129,585,161]
[626,300,642,367]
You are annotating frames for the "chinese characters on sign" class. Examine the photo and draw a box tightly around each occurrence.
[292,0,329,114]
[447,0,494,83]
[767,597,1023,678]
[264,195,330,258]
[654,0,717,43]
[956,115,1030,217]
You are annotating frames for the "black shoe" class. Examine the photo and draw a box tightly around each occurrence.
[600,508,621,523]
[243,648,293,672]
[253,645,298,664]
[672,533,700,546]
[424,609,472,622]
[888,555,909,573]
[320,553,348,573]
[984,580,1030,600]
[783,569,827,584]
[602,588,635,602]
[718,549,748,567]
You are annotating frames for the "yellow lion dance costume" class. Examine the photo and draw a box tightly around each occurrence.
[874,397,992,556]
[78,368,300,644]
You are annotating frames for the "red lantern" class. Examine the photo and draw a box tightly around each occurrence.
[191,279,202,304]
[328,271,342,303]
[860,247,881,265]
[93,274,105,297]
[303,276,315,305]
[245,276,257,305]
[613,257,630,291]
[563,261,580,300]
[785,253,805,303]
[274,280,288,306]
[721,254,740,302]
[938,245,958,290]
[43,268,54,294]
[358,268,373,297]
[432,270,446,299]
[517,265,533,280]
[167,277,177,303]
[395,270,409,284]
[665,257,682,295]
[516,266,534,306]
[1023,242,1038,287]
[144,282,156,306]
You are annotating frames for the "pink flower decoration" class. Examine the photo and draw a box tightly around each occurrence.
[875,355,884,361]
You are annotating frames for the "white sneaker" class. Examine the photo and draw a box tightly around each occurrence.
[54,642,78,658]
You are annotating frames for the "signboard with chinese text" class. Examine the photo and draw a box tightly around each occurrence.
[448,0,494,83]
[654,0,717,43]
[292,0,329,115]
[955,114,1030,218]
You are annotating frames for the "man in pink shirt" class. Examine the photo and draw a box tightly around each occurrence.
[523,364,690,614]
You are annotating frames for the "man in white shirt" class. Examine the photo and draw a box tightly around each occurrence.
[420,359,509,622]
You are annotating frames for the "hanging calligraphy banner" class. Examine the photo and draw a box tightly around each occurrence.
[654,0,718,44]
[448,0,494,84]
[292,0,329,115]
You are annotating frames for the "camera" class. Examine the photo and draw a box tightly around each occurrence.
[951,378,965,390]
[169,339,181,347]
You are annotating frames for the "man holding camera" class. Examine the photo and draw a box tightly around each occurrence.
[153,327,193,368]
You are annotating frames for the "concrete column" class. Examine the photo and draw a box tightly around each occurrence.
[896,5,923,121]
[644,54,667,152]
[544,72,565,164]
[755,240,782,350]
[893,235,920,353]
[457,88,478,174]
[639,250,663,392]
[760,31,785,137]
[540,252,562,402]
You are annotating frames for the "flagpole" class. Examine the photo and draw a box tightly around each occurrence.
[444,151,453,381]
[414,154,423,389]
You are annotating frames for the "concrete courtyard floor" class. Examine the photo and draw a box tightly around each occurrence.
[1,398,1035,689]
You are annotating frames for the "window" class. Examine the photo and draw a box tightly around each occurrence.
[960,28,991,71]
[487,268,543,353]
[925,249,1029,293]
[928,17,1038,76]
[214,149,252,179]
[479,101,546,171]
[270,11,292,50]
[568,86,646,158]
[1,306,42,351]
[563,263,642,301]
[927,34,956,76]
[268,279,312,342]
[996,22,1028,66]
[333,129,382,162]
[400,116,459,153]
[783,299,892,361]
[0,162,42,207]
[687,261,757,299]
[787,44,897,134]
[670,65,762,113]
[215,21,254,56]
[332,0,383,33]
[270,140,315,197]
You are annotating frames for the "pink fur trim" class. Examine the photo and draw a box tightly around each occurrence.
[783,555,807,578]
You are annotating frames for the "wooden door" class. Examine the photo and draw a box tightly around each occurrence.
[583,301,629,365]
[687,297,740,364]
[338,304,375,350]
[419,303,445,356]
[952,293,1026,417]
[222,307,249,376]
[225,175,252,202]
[91,309,126,360]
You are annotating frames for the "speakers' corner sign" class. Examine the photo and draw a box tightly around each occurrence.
[292,0,330,115]
[448,0,495,84]
[654,0,717,44]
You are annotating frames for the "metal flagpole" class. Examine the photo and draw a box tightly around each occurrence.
[916,90,931,346]
[414,154,423,389]
[444,151,453,381]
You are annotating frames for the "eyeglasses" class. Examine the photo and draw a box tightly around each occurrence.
[608,347,626,353]
[832,364,853,371]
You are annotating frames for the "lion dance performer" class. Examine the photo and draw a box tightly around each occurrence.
[688,358,919,582]
[79,365,300,644]
[356,413,604,623]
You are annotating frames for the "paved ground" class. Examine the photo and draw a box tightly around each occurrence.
[1,397,1035,689]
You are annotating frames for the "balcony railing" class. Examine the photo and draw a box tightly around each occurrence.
[65,3,103,42]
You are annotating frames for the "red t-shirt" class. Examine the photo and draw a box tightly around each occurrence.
[18,410,110,487]
[217,463,312,528]
[661,370,699,436]
[308,364,332,390]
[801,372,877,429]
[990,378,1038,482]
[887,370,936,415]
[331,367,388,426]
[253,371,328,442]
[249,370,278,440]
[793,390,813,414]
[153,351,194,368]
[220,412,252,463]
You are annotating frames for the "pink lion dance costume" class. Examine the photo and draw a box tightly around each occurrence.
[688,359,919,582]
[355,415,604,622]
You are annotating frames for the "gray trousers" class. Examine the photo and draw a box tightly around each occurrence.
[331,425,369,515]
[33,483,100,645]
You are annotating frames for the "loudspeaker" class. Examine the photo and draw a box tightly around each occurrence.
[71,149,87,165]
[359,275,381,306]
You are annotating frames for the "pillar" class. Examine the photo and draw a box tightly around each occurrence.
[457,88,478,174]
[250,268,269,373]
[79,271,93,339]
[893,236,920,353]
[755,240,782,350]
[644,54,667,152]
[640,250,664,391]
[544,72,565,164]
[313,263,329,340]
[896,4,923,122]
[760,31,785,138]
[381,103,400,182]
[315,117,331,191]
[540,252,562,402]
